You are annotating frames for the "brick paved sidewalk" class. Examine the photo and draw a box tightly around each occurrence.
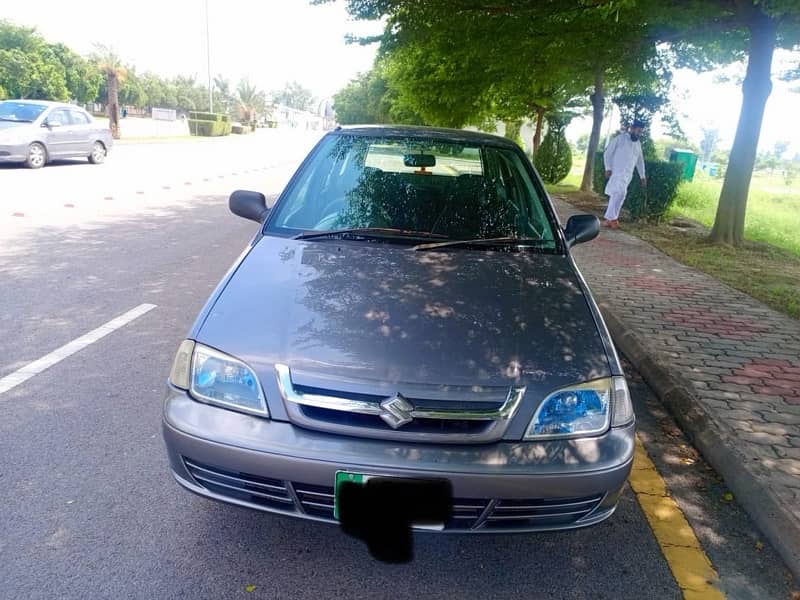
[552,196,800,575]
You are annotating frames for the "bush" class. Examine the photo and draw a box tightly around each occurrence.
[593,152,683,221]
[534,117,572,184]
[188,111,231,136]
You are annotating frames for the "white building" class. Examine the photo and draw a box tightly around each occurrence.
[271,104,324,130]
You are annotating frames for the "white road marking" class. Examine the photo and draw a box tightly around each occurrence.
[0,303,157,396]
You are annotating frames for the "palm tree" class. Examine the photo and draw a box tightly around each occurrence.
[92,44,126,139]
[214,75,232,115]
[236,77,266,126]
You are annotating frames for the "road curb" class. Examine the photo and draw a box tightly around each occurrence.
[597,298,800,581]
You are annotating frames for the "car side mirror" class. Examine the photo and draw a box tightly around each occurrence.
[564,214,600,247]
[229,190,269,223]
[43,120,61,128]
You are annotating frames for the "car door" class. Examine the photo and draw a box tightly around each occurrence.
[67,109,94,155]
[42,108,81,157]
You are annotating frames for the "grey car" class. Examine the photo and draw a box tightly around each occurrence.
[163,125,635,533]
[0,100,113,168]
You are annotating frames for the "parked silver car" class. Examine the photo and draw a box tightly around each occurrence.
[0,100,113,168]
[163,125,635,534]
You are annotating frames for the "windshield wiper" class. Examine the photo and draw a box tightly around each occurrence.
[0,117,25,122]
[294,227,448,242]
[413,237,551,251]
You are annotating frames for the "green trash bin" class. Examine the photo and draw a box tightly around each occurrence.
[669,149,698,182]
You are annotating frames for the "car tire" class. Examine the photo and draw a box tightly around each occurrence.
[25,142,47,169]
[88,141,107,164]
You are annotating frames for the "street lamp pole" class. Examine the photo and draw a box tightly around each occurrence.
[205,0,213,112]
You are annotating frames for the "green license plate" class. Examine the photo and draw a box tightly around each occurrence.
[333,471,445,530]
[334,471,370,520]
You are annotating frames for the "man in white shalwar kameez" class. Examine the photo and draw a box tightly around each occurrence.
[603,120,647,228]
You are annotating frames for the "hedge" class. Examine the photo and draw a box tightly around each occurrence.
[187,111,230,123]
[593,152,683,221]
[188,119,231,136]
[188,111,231,137]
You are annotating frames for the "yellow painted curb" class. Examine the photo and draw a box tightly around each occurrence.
[630,436,725,599]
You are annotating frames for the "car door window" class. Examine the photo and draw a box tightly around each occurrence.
[68,110,90,125]
[47,109,70,126]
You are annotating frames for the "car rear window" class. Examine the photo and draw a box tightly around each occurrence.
[267,134,558,247]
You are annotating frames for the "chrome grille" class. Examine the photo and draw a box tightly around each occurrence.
[183,457,602,530]
[292,482,336,519]
[275,363,526,443]
[183,459,293,510]
[484,495,603,529]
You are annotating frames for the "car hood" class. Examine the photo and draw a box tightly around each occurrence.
[0,121,30,134]
[197,236,610,405]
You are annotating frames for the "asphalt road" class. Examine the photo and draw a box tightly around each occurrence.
[0,132,795,600]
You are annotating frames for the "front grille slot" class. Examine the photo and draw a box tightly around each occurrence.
[293,482,336,519]
[301,405,492,435]
[483,495,602,529]
[184,459,292,509]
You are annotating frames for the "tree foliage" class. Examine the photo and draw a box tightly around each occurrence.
[326,0,800,247]
[534,114,573,184]
[333,67,394,124]
[236,77,267,122]
[272,80,315,111]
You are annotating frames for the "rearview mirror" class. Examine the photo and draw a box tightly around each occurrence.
[44,120,61,128]
[564,214,600,247]
[403,153,436,168]
[229,190,269,223]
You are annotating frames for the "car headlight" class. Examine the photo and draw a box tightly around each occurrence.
[168,340,268,417]
[524,376,632,440]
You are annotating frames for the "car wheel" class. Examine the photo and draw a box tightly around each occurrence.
[25,143,47,169]
[88,141,107,164]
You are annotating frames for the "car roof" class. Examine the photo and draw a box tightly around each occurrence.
[0,99,82,109]
[333,124,520,149]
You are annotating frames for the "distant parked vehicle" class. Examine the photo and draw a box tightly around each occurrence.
[0,100,113,169]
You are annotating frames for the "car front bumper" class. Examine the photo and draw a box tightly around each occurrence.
[163,386,635,532]
[0,143,27,163]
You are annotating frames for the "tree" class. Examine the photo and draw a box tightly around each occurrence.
[333,68,395,124]
[50,43,102,104]
[140,72,169,109]
[534,113,574,184]
[329,1,666,193]
[645,0,800,245]
[236,77,266,123]
[91,44,126,139]
[272,80,315,111]
[0,21,70,101]
[213,75,235,116]
[118,68,146,108]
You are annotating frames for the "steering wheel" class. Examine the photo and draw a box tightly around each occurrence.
[315,197,346,228]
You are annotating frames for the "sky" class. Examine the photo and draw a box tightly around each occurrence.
[2,0,798,155]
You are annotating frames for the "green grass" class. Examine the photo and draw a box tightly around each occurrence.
[544,165,583,195]
[670,172,800,257]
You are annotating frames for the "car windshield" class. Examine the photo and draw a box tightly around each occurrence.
[267,134,559,250]
[0,101,47,122]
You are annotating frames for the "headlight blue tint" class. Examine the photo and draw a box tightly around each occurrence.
[525,380,611,439]
[190,344,268,416]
